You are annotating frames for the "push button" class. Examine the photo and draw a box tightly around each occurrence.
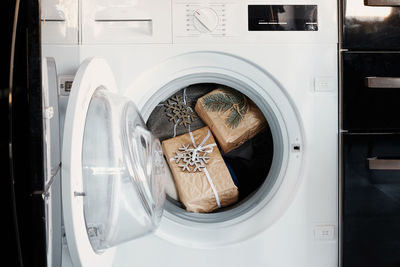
[314,76,335,92]
[314,225,335,240]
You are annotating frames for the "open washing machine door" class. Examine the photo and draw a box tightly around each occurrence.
[61,58,166,267]
[42,58,63,267]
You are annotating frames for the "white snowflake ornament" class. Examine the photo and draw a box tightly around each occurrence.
[173,144,211,173]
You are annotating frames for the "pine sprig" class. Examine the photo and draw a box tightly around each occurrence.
[226,109,243,129]
[226,89,244,104]
[202,89,249,129]
[202,93,233,112]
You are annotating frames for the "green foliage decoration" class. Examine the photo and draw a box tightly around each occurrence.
[202,89,249,129]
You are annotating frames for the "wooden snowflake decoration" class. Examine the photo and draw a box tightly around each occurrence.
[172,144,211,173]
[164,95,196,128]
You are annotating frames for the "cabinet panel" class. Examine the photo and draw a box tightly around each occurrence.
[342,0,400,50]
[342,53,400,132]
[41,0,78,44]
[342,134,400,267]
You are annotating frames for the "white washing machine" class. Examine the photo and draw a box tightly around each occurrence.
[41,1,338,266]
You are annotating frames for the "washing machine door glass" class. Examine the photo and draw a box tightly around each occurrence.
[82,88,165,252]
[62,58,166,266]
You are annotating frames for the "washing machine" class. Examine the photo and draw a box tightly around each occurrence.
[41,0,338,266]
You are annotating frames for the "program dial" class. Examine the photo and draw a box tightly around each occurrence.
[192,7,219,33]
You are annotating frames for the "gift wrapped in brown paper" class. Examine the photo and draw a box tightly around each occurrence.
[162,126,238,213]
[195,88,267,153]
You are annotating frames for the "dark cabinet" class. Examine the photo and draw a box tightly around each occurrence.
[343,134,400,267]
[343,0,400,50]
[342,53,400,132]
[341,2,400,265]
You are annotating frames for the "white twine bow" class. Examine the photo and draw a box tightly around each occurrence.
[189,130,215,161]
[170,130,221,208]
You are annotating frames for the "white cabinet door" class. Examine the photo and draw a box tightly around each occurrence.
[61,58,166,267]
[41,0,78,44]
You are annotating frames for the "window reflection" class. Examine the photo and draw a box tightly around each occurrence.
[346,0,391,20]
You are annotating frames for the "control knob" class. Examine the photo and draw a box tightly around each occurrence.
[192,7,219,33]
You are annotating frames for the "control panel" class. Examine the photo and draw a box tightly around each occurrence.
[40,0,337,45]
[172,1,333,44]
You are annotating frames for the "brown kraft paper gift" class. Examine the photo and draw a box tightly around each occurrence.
[195,88,267,153]
[162,126,238,213]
